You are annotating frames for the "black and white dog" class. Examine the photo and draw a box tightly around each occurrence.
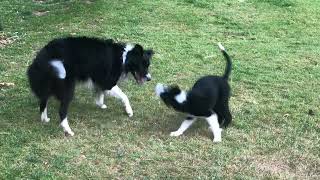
[27,36,154,136]
[155,43,232,142]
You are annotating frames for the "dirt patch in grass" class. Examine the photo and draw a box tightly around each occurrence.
[0,33,17,47]
[225,152,320,178]
[32,0,47,3]
[33,10,49,16]
[253,155,293,177]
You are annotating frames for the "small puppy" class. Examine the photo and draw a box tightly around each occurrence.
[155,43,232,142]
[27,36,154,136]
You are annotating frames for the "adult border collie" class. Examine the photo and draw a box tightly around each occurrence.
[155,43,232,142]
[27,36,154,136]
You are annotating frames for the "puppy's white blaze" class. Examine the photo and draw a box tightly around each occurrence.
[50,60,66,79]
[60,118,74,136]
[146,73,151,79]
[122,44,134,64]
[217,42,225,51]
[175,91,187,103]
[155,83,165,97]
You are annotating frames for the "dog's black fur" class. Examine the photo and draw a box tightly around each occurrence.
[27,36,153,135]
[156,43,232,142]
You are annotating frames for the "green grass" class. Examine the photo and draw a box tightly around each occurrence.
[0,0,319,178]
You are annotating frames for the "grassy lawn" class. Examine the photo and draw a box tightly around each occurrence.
[0,0,319,178]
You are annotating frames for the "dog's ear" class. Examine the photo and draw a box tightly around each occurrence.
[133,44,143,54]
[144,49,154,59]
[105,39,114,44]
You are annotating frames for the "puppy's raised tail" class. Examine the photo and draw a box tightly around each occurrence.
[217,43,232,80]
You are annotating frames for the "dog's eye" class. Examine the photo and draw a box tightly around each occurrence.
[143,61,150,67]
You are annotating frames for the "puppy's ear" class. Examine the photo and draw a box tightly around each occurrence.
[144,49,154,59]
[133,44,143,54]
[105,39,114,44]
[169,85,181,95]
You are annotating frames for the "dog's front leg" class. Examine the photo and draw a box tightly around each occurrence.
[206,113,222,142]
[95,91,107,109]
[170,116,196,136]
[106,85,133,117]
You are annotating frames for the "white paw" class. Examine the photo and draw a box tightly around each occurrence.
[64,131,75,137]
[41,117,50,123]
[100,104,107,109]
[96,102,107,109]
[170,131,182,137]
[126,106,133,117]
[213,138,222,143]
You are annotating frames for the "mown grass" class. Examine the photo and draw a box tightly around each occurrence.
[0,0,319,179]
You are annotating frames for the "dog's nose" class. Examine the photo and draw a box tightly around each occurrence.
[145,73,151,81]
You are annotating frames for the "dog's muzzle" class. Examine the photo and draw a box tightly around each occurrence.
[134,73,152,84]
[145,73,151,81]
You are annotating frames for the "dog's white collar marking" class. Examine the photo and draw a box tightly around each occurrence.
[122,44,134,65]
[175,91,187,103]
[50,60,66,79]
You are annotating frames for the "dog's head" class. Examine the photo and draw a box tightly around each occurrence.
[155,83,184,107]
[123,44,154,84]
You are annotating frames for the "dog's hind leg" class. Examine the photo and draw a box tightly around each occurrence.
[59,100,74,136]
[206,113,222,142]
[57,84,75,136]
[106,85,133,117]
[216,102,232,128]
[170,115,196,137]
[40,98,50,123]
[221,106,232,128]
[95,91,107,109]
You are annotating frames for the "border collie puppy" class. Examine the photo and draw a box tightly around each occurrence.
[155,43,232,142]
[27,36,154,136]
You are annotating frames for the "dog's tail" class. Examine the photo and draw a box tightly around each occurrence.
[48,60,66,79]
[217,43,232,80]
[155,83,188,113]
[27,58,66,98]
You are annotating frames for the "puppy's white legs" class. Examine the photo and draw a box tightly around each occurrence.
[95,92,107,109]
[106,85,133,117]
[206,113,222,142]
[40,106,50,123]
[60,117,74,136]
[170,116,196,136]
[40,99,50,123]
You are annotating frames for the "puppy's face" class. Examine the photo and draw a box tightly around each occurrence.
[125,44,154,84]
[155,84,183,107]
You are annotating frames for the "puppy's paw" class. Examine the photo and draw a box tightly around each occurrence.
[213,138,221,143]
[100,104,107,109]
[41,117,50,123]
[64,131,75,137]
[170,131,182,137]
[126,107,133,117]
[96,102,107,109]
